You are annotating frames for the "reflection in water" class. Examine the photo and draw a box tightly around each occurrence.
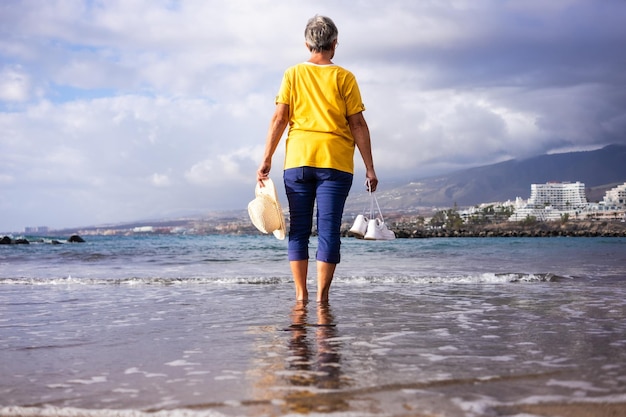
[281,301,349,413]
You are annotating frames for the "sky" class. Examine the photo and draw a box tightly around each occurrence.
[1,0,625,233]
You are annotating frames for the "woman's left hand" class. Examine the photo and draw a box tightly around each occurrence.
[366,171,378,192]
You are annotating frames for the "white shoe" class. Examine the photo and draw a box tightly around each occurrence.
[349,214,368,237]
[364,218,396,240]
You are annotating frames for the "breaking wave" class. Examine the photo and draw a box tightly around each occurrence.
[0,272,566,287]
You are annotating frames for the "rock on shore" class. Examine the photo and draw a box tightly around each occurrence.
[0,235,86,244]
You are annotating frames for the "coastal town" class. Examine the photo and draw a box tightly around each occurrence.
[4,181,626,242]
[384,181,626,238]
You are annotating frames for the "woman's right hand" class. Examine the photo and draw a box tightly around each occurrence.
[257,161,271,187]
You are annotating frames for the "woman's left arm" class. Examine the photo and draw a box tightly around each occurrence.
[348,111,378,192]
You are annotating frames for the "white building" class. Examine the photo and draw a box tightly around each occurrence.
[603,182,626,208]
[509,181,587,221]
[132,226,154,233]
[24,226,49,234]
[583,182,626,220]
[527,181,587,210]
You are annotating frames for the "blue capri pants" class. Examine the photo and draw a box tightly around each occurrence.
[283,167,353,264]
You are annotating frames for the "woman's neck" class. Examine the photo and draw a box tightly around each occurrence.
[307,50,334,65]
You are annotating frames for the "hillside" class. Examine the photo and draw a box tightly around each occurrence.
[346,144,626,212]
[42,145,626,235]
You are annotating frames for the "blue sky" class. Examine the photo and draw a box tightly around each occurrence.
[1,0,625,232]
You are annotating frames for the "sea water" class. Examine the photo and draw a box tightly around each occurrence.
[1,234,625,416]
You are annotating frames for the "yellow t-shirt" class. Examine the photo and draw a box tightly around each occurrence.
[276,62,365,174]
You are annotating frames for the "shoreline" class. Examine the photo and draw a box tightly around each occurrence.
[389,227,626,238]
[494,401,626,417]
[2,398,626,417]
[4,219,626,241]
[345,219,626,238]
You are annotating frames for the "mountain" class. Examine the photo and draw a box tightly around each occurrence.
[346,144,626,212]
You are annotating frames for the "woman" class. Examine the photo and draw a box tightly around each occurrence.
[257,15,378,302]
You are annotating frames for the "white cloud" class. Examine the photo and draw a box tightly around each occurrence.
[185,159,213,185]
[0,0,625,231]
[185,146,261,187]
[0,174,14,184]
[0,66,30,102]
[150,172,172,187]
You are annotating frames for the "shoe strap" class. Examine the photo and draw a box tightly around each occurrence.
[367,181,386,225]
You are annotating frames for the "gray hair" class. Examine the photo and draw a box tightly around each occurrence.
[304,15,338,52]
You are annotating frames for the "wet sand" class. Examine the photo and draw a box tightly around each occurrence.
[496,401,626,417]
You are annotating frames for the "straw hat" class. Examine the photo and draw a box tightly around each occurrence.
[248,178,286,240]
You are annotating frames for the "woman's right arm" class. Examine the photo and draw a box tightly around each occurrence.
[348,111,378,192]
[257,103,290,186]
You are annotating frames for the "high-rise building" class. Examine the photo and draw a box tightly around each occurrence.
[527,181,587,210]
[509,181,588,221]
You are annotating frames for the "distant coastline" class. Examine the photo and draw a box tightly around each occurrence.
[381,219,626,238]
[4,215,626,241]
